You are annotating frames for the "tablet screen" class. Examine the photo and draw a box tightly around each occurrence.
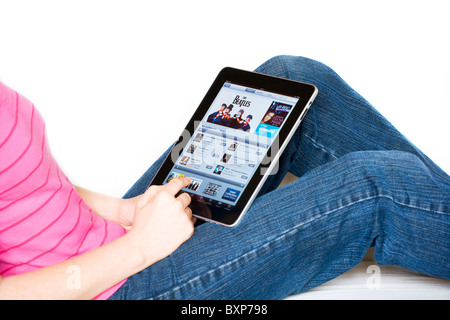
[162,80,300,212]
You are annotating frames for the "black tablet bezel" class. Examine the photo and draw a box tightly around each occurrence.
[149,67,318,227]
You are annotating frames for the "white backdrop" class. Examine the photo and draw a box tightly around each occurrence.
[1,0,449,198]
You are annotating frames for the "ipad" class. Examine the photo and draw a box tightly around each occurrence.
[149,67,318,227]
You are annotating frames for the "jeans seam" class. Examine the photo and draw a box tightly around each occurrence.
[275,55,291,80]
[389,195,448,216]
[168,254,179,290]
[304,132,339,160]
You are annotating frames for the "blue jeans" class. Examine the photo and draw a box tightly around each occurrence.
[109,56,450,300]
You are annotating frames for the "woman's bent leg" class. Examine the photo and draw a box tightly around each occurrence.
[110,150,450,299]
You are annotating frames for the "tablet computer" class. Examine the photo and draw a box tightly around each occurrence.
[149,67,318,227]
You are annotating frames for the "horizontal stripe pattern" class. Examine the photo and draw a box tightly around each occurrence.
[0,82,126,299]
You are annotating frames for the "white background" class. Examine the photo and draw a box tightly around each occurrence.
[0,0,449,198]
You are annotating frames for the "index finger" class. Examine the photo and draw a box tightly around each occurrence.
[164,176,191,195]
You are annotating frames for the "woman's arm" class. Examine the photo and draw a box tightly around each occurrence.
[0,231,145,300]
[0,177,195,300]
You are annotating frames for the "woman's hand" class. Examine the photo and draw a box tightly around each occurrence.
[114,196,140,230]
[126,177,196,265]
[76,177,196,268]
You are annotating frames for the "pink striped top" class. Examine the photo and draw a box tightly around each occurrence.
[0,82,127,299]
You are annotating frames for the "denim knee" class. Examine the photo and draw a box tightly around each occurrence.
[330,150,447,208]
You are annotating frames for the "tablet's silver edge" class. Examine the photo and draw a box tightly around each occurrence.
[197,85,319,228]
